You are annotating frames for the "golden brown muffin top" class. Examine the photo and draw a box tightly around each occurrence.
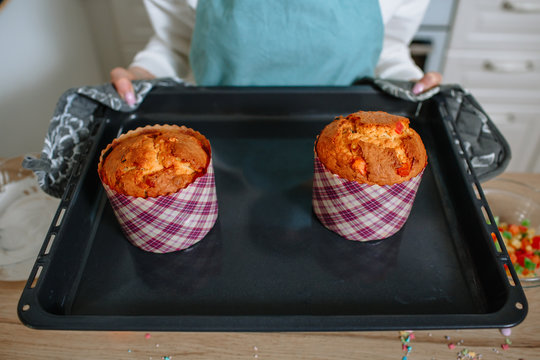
[315,111,427,185]
[98,125,211,198]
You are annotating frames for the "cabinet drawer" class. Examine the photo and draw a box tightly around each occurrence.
[481,109,540,172]
[443,50,540,97]
[449,0,540,51]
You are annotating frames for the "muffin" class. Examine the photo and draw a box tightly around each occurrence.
[98,124,218,253]
[315,111,427,185]
[312,111,427,242]
[98,125,210,198]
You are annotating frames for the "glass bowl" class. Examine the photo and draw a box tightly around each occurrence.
[482,177,540,287]
[0,156,60,281]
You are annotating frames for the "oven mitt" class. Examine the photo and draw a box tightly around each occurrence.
[22,77,184,198]
[440,86,511,182]
[371,78,511,182]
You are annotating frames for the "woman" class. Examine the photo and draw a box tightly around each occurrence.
[111,0,442,105]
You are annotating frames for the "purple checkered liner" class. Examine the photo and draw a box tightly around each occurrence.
[102,160,218,253]
[312,156,424,242]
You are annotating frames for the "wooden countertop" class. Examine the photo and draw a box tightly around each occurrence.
[1,172,539,359]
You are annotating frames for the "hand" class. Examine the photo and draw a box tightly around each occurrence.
[412,71,442,95]
[110,66,155,106]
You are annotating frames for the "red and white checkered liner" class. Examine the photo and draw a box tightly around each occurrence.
[312,155,424,242]
[101,160,218,253]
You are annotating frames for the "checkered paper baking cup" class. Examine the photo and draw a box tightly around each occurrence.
[101,161,218,253]
[312,156,424,242]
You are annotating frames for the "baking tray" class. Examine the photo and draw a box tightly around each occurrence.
[18,85,528,331]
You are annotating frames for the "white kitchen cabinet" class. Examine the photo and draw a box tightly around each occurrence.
[448,0,540,51]
[443,0,540,173]
[486,111,540,172]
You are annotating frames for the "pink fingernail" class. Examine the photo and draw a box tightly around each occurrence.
[125,92,136,106]
[412,83,424,95]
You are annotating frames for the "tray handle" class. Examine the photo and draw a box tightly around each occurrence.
[18,117,107,325]
[438,94,527,293]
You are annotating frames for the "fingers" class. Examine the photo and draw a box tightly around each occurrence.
[412,72,443,95]
[110,67,136,106]
[117,78,136,106]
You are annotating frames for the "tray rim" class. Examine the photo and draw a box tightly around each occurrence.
[17,85,528,331]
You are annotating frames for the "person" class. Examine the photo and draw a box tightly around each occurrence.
[111,0,443,106]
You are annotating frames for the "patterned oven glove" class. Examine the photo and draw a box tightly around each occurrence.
[22,78,184,198]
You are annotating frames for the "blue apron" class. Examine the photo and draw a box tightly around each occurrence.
[190,0,383,86]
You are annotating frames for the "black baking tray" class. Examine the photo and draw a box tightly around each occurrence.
[18,85,528,331]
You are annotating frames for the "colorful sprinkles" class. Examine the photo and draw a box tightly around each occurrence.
[136,329,517,360]
[442,334,483,359]
[399,331,415,359]
[456,348,480,360]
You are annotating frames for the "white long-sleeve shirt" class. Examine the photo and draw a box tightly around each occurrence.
[131,0,429,84]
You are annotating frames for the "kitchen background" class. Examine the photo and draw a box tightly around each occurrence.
[0,0,539,172]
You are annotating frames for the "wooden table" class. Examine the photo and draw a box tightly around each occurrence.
[1,173,539,359]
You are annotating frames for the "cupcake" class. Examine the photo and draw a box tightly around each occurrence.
[98,124,218,253]
[312,111,427,241]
